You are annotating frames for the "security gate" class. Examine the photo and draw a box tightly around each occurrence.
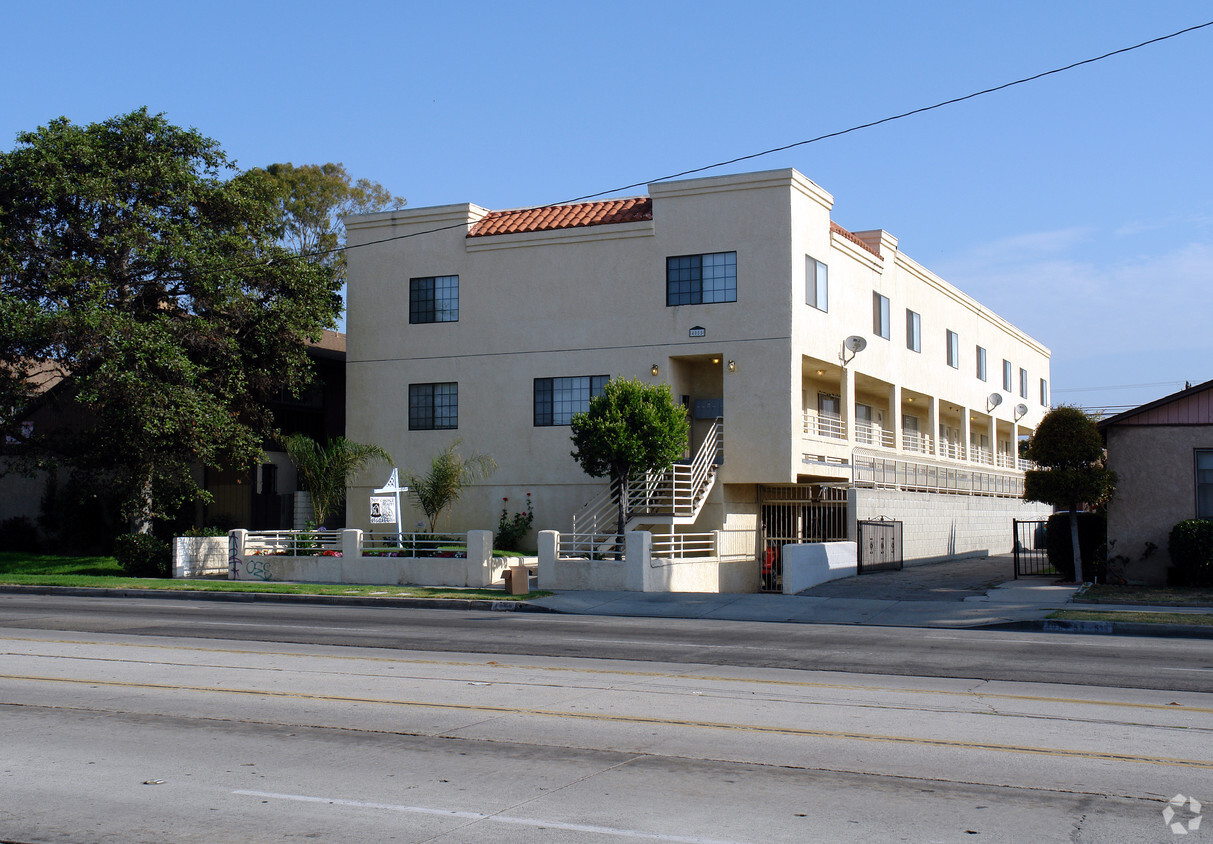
[1012,519,1054,577]
[857,517,902,574]
[759,485,849,592]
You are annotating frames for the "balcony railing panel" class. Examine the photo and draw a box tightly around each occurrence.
[803,410,846,440]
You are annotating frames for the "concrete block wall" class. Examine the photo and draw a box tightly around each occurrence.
[854,489,1051,564]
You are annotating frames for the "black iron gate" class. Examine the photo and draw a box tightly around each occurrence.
[857,517,902,574]
[759,485,849,592]
[1012,519,1054,577]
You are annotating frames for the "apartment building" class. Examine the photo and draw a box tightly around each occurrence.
[344,168,1051,575]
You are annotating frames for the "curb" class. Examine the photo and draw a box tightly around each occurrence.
[0,584,557,614]
[983,618,1213,639]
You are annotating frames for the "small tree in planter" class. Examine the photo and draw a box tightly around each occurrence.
[405,441,497,533]
[284,434,392,529]
[1023,406,1116,582]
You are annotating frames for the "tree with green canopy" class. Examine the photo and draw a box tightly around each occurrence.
[1023,406,1116,582]
[255,162,405,286]
[405,441,497,533]
[0,109,344,533]
[569,378,690,547]
[282,434,393,528]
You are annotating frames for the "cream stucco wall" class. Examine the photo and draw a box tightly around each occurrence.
[1105,425,1213,584]
[343,168,1050,542]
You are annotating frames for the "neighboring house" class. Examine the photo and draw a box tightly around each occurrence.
[197,329,347,531]
[343,168,1051,579]
[1,331,346,536]
[1098,378,1213,584]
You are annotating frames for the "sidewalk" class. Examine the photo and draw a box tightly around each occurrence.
[525,555,1213,635]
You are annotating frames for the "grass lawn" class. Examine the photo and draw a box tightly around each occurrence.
[1074,584,1213,607]
[1049,609,1213,626]
[0,552,549,601]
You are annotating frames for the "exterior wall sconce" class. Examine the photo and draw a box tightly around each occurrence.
[711,357,721,365]
[816,369,825,376]
[727,360,736,373]
[651,364,659,376]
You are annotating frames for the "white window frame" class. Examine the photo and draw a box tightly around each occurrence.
[806,256,828,312]
[946,330,959,369]
[873,292,890,340]
[906,310,921,353]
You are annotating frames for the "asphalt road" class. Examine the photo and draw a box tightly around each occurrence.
[1,592,1211,691]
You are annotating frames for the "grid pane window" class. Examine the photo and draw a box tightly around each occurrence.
[976,346,987,381]
[408,382,458,430]
[873,293,890,339]
[1197,450,1213,519]
[534,375,609,426]
[806,256,828,311]
[906,310,921,352]
[409,275,459,324]
[666,252,736,306]
[946,330,959,368]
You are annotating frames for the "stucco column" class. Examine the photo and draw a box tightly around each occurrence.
[625,530,652,592]
[465,529,493,586]
[841,366,855,444]
[227,529,248,580]
[537,530,558,589]
[888,384,901,451]
[926,396,938,456]
[961,408,971,462]
[987,415,997,466]
[342,529,362,560]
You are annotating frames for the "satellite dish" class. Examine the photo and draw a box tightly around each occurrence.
[988,393,1003,409]
[1014,403,1029,420]
[845,336,868,353]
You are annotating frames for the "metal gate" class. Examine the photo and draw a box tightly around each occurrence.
[857,517,902,574]
[759,485,848,592]
[1012,519,1054,577]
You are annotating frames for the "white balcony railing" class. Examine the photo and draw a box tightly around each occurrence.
[803,410,846,440]
[901,430,933,455]
[854,421,894,449]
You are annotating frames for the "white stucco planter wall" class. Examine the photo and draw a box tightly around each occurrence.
[173,536,228,578]
[781,541,857,594]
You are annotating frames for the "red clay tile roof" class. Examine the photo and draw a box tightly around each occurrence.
[831,222,882,259]
[467,197,653,238]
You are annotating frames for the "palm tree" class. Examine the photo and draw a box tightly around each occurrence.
[283,434,393,528]
[405,441,497,532]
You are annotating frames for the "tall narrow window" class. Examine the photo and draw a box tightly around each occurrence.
[1040,378,1049,406]
[806,256,828,311]
[946,330,959,369]
[1197,450,1213,519]
[409,275,459,323]
[666,252,737,306]
[1019,368,1029,399]
[976,346,987,381]
[873,292,890,339]
[534,375,609,426]
[1003,360,1013,392]
[906,310,921,352]
[408,382,458,430]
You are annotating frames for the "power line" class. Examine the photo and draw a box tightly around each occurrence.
[1053,380,1187,393]
[307,18,1213,264]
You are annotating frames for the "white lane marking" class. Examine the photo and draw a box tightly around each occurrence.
[233,789,752,843]
[924,635,1123,647]
[1158,667,1213,673]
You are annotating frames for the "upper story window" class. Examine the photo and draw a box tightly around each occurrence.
[946,330,959,369]
[1040,378,1049,406]
[534,375,609,426]
[1197,450,1213,519]
[873,293,890,339]
[806,256,828,311]
[409,275,459,324]
[408,382,458,430]
[1003,360,1013,392]
[666,252,736,306]
[906,310,921,352]
[976,346,987,381]
[1019,368,1029,399]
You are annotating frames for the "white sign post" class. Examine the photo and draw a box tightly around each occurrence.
[372,468,409,545]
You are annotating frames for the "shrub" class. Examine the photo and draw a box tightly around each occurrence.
[0,516,40,553]
[1045,511,1106,581]
[113,533,172,578]
[495,493,534,552]
[1168,519,1213,586]
[182,526,227,538]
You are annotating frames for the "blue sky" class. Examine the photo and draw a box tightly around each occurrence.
[4,1,1211,413]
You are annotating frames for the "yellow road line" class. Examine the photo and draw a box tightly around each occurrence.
[4,634,1212,716]
[2,672,1210,769]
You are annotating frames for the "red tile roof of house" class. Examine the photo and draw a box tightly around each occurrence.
[831,222,882,259]
[467,197,653,238]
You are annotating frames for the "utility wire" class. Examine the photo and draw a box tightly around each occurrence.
[306,18,1213,263]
